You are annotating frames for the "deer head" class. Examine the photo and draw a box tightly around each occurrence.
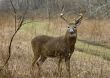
[60,13,83,38]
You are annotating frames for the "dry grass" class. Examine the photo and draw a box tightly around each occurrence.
[0,15,110,78]
[78,19,110,45]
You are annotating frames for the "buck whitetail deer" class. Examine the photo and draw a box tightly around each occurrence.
[31,13,83,78]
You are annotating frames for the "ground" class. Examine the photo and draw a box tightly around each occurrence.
[0,16,110,78]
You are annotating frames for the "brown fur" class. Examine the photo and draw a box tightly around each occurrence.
[31,33,77,58]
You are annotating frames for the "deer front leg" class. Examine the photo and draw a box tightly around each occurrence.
[58,57,62,78]
[65,56,71,78]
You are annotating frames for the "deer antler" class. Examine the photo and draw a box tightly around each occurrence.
[60,5,69,25]
[74,13,83,25]
[60,13,69,24]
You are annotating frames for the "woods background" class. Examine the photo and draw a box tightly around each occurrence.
[0,0,110,18]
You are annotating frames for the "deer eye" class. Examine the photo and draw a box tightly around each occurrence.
[74,27,76,28]
[68,27,70,28]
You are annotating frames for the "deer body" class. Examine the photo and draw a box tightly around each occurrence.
[32,33,76,58]
[31,35,53,57]
[42,33,77,57]
[31,13,83,78]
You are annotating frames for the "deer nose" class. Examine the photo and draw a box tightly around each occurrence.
[69,28,74,33]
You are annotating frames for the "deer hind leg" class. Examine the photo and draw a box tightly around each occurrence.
[37,56,47,77]
[32,54,40,67]
[37,56,47,68]
[31,50,40,78]
[32,46,40,68]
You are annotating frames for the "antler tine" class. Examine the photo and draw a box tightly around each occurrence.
[60,5,69,25]
[60,13,70,25]
[74,13,83,25]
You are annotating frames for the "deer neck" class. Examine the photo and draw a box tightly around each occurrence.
[64,32,77,51]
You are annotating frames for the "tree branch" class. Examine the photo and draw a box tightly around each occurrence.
[0,0,29,71]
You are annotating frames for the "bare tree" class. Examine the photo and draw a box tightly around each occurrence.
[0,0,29,71]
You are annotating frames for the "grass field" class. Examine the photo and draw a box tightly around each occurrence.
[0,16,110,78]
